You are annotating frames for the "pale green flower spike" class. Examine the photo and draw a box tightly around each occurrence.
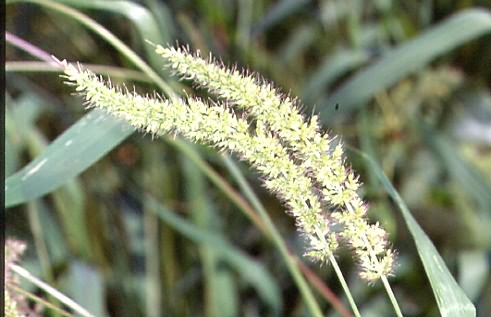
[60,60,338,264]
[154,45,394,282]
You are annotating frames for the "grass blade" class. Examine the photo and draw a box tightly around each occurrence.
[5,109,134,207]
[324,9,491,120]
[302,48,369,105]
[10,264,97,317]
[356,150,476,317]
[7,0,175,96]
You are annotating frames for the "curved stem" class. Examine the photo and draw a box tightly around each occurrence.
[7,0,174,97]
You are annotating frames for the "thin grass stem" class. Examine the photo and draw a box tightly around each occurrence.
[6,61,152,83]
[328,255,362,317]
[382,276,404,317]
[9,264,96,317]
[7,0,174,97]
[222,156,325,317]
[6,283,76,317]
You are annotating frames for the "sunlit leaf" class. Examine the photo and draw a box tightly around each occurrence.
[5,109,134,207]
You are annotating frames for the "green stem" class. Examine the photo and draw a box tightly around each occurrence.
[7,284,76,317]
[328,255,361,317]
[222,156,325,317]
[382,276,404,317]
[6,61,152,83]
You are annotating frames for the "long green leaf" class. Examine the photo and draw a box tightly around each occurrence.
[302,48,369,105]
[323,9,491,121]
[5,0,177,207]
[357,150,476,317]
[5,109,134,207]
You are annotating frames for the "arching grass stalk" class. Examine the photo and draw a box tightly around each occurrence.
[59,60,327,317]
[58,42,403,315]
[328,254,361,317]
[214,155,360,317]
[154,44,399,315]
[8,0,174,97]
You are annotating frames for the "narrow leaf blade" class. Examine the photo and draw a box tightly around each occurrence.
[359,152,476,317]
[5,109,134,207]
[325,9,491,120]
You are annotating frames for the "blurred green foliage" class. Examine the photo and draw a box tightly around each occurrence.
[5,1,491,316]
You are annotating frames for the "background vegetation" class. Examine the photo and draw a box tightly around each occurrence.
[5,0,491,316]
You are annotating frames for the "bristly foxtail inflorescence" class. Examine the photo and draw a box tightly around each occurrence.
[58,43,395,284]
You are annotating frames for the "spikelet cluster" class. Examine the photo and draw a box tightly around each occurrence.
[61,60,337,264]
[59,44,395,282]
[155,45,395,282]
